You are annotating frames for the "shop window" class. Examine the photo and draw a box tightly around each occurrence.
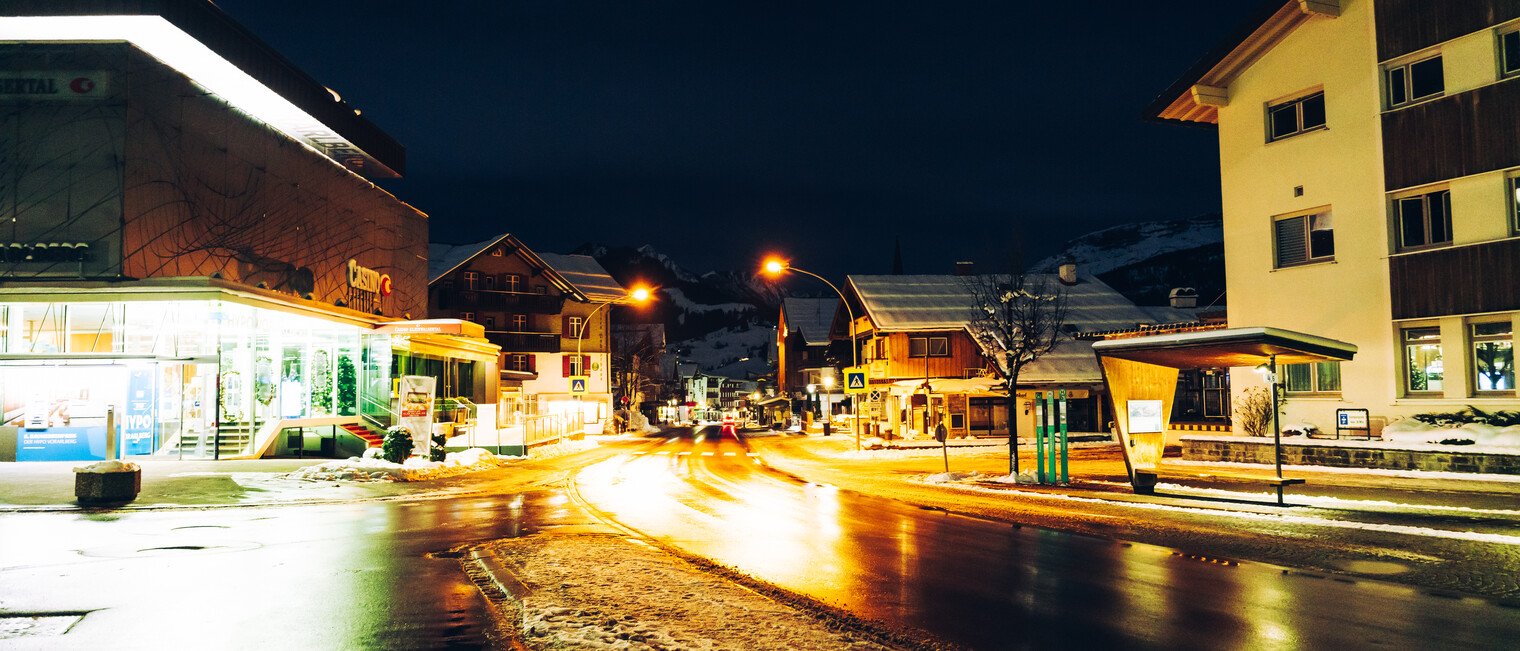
[908,336,950,358]
[1471,321,1514,393]
[1284,361,1341,394]
[1267,91,1326,142]
[1502,28,1520,78]
[1273,209,1334,267]
[1395,188,1451,250]
[1404,327,1443,394]
[1386,54,1443,108]
[462,271,479,290]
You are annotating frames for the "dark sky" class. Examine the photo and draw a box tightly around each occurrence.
[213,0,1260,280]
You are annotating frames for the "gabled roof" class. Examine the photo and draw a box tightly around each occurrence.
[537,253,628,303]
[1143,0,1339,125]
[781,297,839,346]
[847,273,1177,385]
[427,233,585,301]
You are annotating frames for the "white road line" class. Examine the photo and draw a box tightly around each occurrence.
[701,452,715,456]
[723,452,736,456]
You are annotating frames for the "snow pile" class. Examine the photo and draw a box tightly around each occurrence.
[73,460,140,473]
[923,471,984,483]
[488,535,895,650]
[527,438,600,461]
[1380,420,1520,447]
[281,448,513,483]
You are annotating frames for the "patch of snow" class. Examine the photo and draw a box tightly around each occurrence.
[73,460,140,473]
[661,287,753,315]
[1151,483,1520,517]
[281,448,514,483]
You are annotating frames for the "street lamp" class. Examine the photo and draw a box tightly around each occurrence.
[764,258,861,450]
[574,286,651,430]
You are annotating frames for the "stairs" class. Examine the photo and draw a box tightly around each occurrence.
[341,422,383,447]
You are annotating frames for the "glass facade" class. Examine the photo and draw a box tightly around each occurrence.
[1,299,368,460]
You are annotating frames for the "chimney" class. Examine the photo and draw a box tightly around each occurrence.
[954,261,975,276]
[1169,287,1199,309]
[1058,256,1077,285]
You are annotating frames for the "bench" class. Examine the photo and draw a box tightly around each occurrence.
[1133,470,1304,505]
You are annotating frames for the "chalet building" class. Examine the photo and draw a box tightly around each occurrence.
[1,0,498,462]
[427,238,634,434]
[840,271,1184,439]
[1147,0,1520,433]
[776,297,842,425]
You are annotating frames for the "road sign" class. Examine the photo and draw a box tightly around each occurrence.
[569,376,589,395]
[844,370,867,394]
[868,389,881,402]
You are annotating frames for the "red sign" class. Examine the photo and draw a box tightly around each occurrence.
[379,275,393,296]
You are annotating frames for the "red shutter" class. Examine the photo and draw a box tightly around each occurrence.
[527,354,536,373]
[562,355,572,377]
[582,355,590,373]
[563,315,573,338]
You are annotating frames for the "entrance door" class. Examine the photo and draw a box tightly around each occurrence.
[1202,372,1229,420]
[170,363,218,459]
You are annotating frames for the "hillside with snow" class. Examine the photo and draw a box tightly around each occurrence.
[1035,215,1225,307]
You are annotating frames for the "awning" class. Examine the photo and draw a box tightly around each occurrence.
[1091,326,1356,368]
[890,376,1006,395]
[756,395,791,406]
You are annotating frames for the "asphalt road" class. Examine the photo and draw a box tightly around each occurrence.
[574,426,1520,650]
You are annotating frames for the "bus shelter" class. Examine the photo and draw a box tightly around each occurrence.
[1091,327,1356,496]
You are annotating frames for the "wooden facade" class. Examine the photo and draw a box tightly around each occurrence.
[1390,238,1520,319]
[1375,0,1520,61]
[1382,81,1520,190]
[870,331,990,381]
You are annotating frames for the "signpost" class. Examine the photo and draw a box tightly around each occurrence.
[1034,390,1071,484]
[399,375,436,456]
[844,371,867,393]
[1336,408,1371,440]
[569,376,589,396]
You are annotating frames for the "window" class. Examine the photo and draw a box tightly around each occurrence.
[567,315,585,339]
[1396,188,1451,250]
[511,314,527,331]
[492,248,504,257]
[1273,210,1334,267]
[908,336,950,358]
[1404,327,1443,393]
[441,279,454,291]
[462,271,479,290]
[510,354,530,372]
[1510,176,1520,234]
[1472,321,1514,393]
[460,312,475,322]
[483,275,495,291]
[1502,29,1520,77]
[1284,362,1341,393]
[504,274,522,293]
[484,316,495,329]
[534,285,548,294]
[1268,92,1326,141]
[1387,55,1443,108]
[565,354,587,377]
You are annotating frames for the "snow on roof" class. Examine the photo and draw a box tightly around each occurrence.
[538,253,626,302]
[428,235,511,283]
[848,273,1166,385]
[782,297,838,346]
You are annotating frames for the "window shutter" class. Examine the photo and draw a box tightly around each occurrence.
[1275,216,1307,267]
[562,355,572,377]
[528,354,536,373]
[563,315,572,337]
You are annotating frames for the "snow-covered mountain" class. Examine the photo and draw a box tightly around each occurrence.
[1035,215,1225,307]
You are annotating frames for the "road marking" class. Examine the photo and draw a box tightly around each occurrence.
[723,452,736,456]
[676,452,691,456]
[654,451,670,455]
[701,452,714,456]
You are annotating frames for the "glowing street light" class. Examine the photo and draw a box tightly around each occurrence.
[763,257,862,450]
[575,287,653,423]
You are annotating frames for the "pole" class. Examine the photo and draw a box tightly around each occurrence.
[1035,391,1046,484]
[1059,389,1069,485]
[1270,354,1282,478]
[784,266,859,450]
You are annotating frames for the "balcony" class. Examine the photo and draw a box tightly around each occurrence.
[440,290,564,313]
[486,331,562,353]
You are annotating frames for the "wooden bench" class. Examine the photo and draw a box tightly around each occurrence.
[1134,470,1304,505]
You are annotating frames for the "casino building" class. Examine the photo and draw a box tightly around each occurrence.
[0,0,498,461]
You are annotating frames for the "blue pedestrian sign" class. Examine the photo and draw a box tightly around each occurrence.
[844,370,867,394]
[569,376,589,395]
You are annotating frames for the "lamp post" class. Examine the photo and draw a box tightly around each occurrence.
[764,259,861,450]
[573,287,650,431]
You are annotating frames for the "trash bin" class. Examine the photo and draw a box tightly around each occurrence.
[823,421,831,436]
[74,461,142,505]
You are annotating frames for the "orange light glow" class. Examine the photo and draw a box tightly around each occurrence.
[763,259,788,274]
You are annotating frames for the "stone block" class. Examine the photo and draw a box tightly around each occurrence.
[75,470,141,504]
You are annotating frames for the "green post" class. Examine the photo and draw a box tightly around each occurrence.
[1045,391,1056,484]
[1034,391,1046,483]
[1059,389,1069,484]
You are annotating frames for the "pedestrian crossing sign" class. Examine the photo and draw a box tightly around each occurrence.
[569,376,589,395]
[844,370,867,394]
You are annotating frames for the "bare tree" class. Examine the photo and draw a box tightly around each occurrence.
[963,272,1069,476]
[612,327,666,417]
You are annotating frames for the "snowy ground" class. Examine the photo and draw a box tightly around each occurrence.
[279,438,602,483]
[483,534,899,651]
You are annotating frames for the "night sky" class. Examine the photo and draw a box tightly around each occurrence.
[214,0,1260,280]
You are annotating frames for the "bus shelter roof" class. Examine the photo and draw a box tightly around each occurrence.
[1090,327,1356,369]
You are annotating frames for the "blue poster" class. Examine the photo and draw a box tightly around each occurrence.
[122,368,156,456]
[17,426,107,462]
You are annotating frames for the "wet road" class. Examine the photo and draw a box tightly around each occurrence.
[575,428,1520,650]
[0,484,604,650]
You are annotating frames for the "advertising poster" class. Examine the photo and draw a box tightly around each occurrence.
[1127,400,1164,434]
[122,368,156,456]
[399,375,436,455]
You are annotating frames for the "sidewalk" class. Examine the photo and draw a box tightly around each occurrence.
[0,457,473,511]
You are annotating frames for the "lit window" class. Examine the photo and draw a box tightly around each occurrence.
[510,354,529,372]
[1284,362,1341,393]
[1502,29,1520,78]
[568,316,585,338]
[1267,91,1326,142]
[1395,188,1452,250]
[504,274,522,292]
[568,355,585,376]
[1472,322,1514,393]
[1386,55,1443,108]
[1404,327,1443,393]
[462,271,479,290]
[1273,210,1334,267]
[512,314,527,331]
